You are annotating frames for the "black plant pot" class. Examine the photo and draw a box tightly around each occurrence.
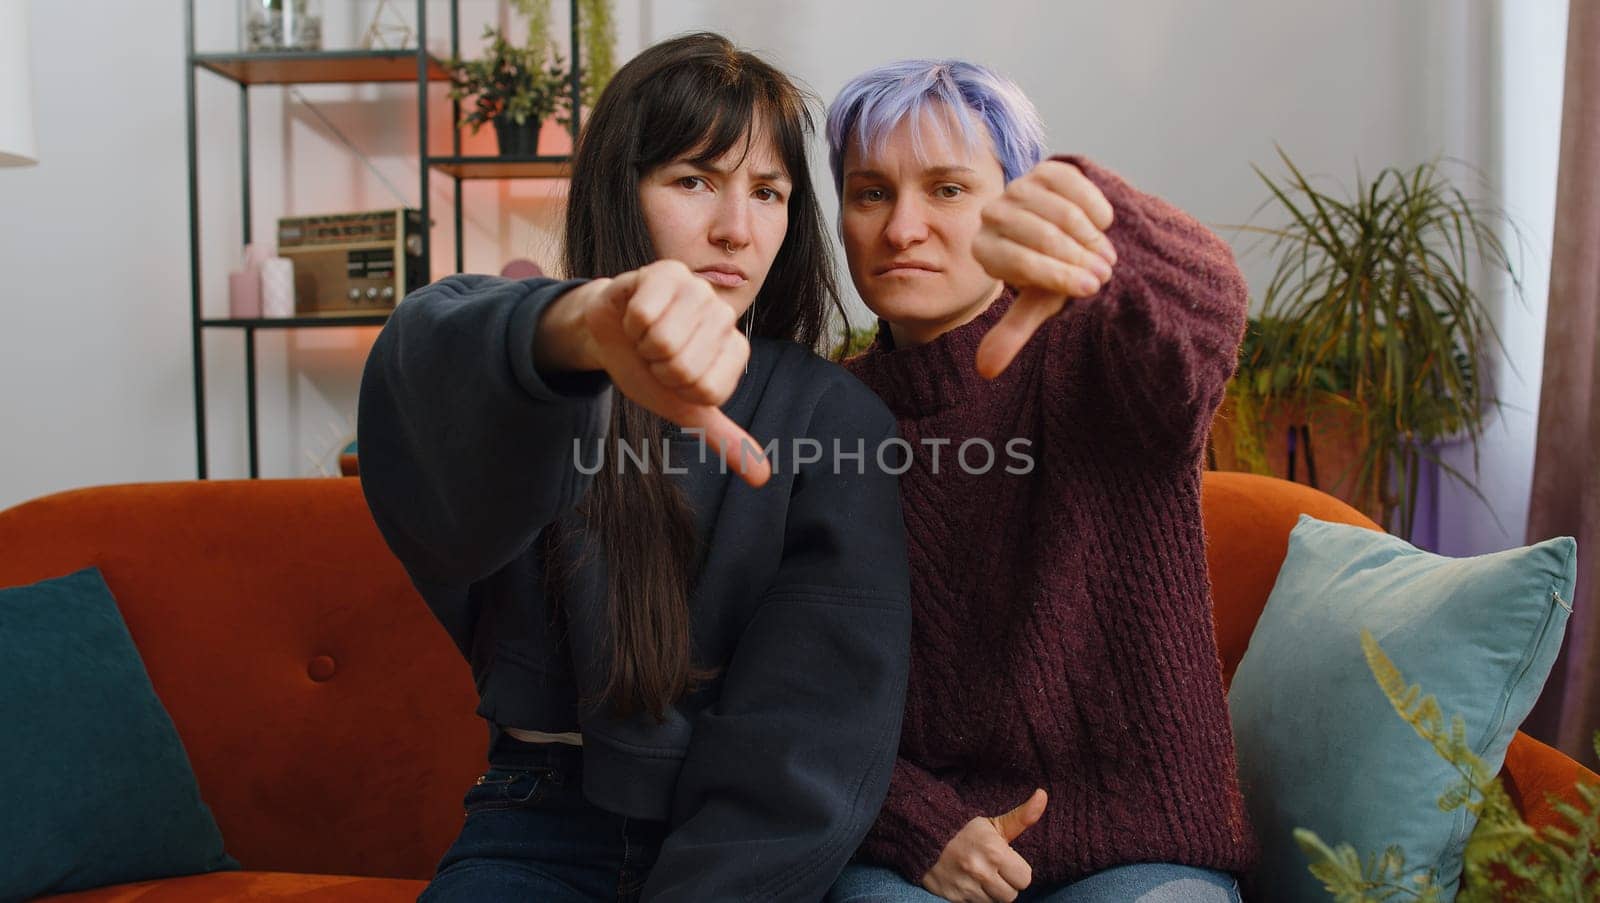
[492,116,542,157]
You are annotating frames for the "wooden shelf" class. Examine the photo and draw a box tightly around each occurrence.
[429,156,573,180]
[193,50,448,85]
[201,313,392,329]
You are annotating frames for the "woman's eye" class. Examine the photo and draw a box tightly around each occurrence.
[936,184,964,199]
[676,176,706,191]
[857,187,885,204]
[754,187,783,202]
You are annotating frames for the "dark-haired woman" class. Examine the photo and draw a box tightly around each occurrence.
[357,32,911,903]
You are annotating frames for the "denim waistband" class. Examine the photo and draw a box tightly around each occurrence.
[482,727,669,842]
[487,726,587,778]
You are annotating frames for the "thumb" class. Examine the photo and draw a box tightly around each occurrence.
[674,405,772,489]
[598,270,639,313]
[990,789,1048,844]
[975,289,1067,379]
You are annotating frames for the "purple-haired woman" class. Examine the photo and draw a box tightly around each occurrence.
[822,61,1256,903]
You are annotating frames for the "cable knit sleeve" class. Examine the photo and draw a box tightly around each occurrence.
[1048,156,1248,454]
[858,757,984,886]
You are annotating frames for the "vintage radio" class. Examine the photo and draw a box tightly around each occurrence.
[276,208,425,316]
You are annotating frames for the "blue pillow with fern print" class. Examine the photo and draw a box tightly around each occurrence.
[1227,515,1574,901]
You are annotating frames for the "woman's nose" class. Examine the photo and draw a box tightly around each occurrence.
[884,198,929,249]
[708,194,754,251]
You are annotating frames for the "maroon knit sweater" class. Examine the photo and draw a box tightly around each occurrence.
[844,158,1258,885]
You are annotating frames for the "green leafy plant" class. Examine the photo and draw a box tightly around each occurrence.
[1229,148,1527,539]
[831,324,880,362]
[576,0,617,104]
[1221,315,1368,498]
[1236,315,1357,400]
[447,25,571,134]
[511,0,554,51]
[509,0,617,109]
[1297,629,1600,901]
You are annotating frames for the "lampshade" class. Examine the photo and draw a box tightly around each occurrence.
[0,0,38,167]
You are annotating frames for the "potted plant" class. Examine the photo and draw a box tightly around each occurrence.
[1215,148,1525,540]
[447,25,571,157]
[1212,316,1379,520]
[507,0,618,121]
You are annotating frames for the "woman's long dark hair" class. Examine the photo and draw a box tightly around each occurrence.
[553,32,845,721]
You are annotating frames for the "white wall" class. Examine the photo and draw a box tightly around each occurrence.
[0,1,585,505]
[1430,0,1568,556]
[649,0,1468,321]
[0,0,1569,557]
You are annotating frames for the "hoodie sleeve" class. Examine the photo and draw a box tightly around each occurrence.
[356,274,610,653]
[640,378,913,903]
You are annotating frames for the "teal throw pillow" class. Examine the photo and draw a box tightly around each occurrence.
[1228,515,1574,900]
[0,567,237,901]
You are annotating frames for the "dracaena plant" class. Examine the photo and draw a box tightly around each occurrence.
[1230,148,1527,540]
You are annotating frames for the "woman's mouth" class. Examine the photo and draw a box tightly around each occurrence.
[695,266,748,288]
[875,260,941,277]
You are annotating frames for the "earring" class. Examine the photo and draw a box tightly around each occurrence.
[744,294,755,375]
[722,239,736,255]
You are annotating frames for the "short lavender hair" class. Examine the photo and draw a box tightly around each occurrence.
[825,59,1047,195]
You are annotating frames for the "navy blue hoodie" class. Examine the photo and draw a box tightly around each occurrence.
[356,274,911,901]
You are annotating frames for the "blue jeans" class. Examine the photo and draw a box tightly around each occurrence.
[419,736,668,902]
[827,862,1242,902]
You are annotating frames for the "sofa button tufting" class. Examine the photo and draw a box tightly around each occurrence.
[308,655,337,682]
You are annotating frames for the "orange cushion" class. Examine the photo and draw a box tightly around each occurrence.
[37,871,426,902]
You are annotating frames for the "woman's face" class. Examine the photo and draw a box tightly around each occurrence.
[638,123,793,317]
[839,103,1007,346]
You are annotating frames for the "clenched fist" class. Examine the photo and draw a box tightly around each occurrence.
[536,259,771,487]
[972,159,1117,379]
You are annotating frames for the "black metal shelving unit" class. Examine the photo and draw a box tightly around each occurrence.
[184,0,583,478]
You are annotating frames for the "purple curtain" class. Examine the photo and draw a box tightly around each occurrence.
[1522,0,1600,769]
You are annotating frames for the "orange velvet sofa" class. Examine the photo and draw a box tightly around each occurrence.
[0,471,1591,901]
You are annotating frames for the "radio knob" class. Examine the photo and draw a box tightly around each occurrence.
[347,288,362,301]
[380,286,395,300]
[365,287,379,300]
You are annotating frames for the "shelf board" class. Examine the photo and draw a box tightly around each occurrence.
[429,156,573,180]
[193,50,448,85]
[202,313,392,329]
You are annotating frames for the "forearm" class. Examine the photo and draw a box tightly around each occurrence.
[356,275,612,588]
[1055,156,1248,447]
[533,277,607,374]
